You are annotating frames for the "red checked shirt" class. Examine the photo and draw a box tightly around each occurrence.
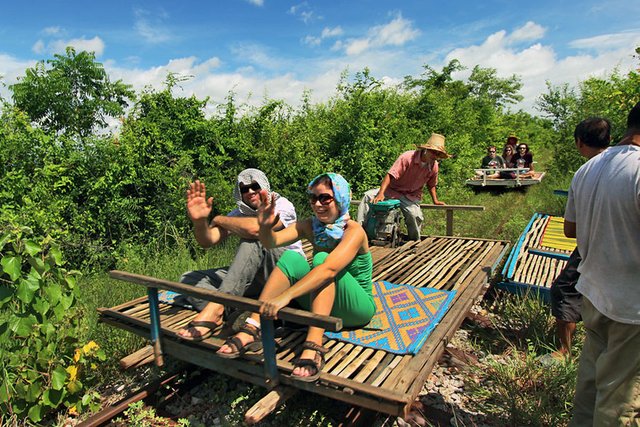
[385,150,439,202]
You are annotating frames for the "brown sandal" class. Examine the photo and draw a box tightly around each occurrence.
[217,323,262,359]
[291,341,328,382]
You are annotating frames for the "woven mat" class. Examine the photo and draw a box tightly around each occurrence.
[325,281,456,355]
[540,216,576,251]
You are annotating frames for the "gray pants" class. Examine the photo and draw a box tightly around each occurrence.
[176,239,286,312]
[356,188,424,241]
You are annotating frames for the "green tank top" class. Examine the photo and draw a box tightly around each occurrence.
[346,251,373,297]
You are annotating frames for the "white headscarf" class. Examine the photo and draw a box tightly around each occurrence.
[232,168,280,216]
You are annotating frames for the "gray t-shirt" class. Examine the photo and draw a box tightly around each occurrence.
[565,145,640,324]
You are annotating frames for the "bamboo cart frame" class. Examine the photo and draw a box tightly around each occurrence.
[465,168,545,188]
[99,236,509,418]
[497,213,573,301]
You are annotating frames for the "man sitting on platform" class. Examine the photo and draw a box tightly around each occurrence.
[476,145,505,178]
[177,169,303,341]
[356,133,450,241]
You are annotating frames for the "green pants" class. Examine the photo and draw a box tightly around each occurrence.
[276,250,375,328]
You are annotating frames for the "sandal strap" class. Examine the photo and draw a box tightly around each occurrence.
[301,341,328,354]
[293,358,319,372]
[223,336,244,353]
[238,323,261,340]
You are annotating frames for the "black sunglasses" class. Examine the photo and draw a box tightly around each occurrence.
[239,182,261,194]
[308,193,334,206]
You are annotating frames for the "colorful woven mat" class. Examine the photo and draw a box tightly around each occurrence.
[540,216,576,251]
[158,290,193,309]
[325,281,456,355]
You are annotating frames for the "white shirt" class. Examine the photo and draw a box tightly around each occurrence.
[228,196,304,256]
[565,144,640,324]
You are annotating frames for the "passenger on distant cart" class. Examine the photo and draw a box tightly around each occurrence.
[476,145,505,179]
[512,143,535,178]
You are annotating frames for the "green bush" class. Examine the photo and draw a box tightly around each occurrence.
[0,226,102,423]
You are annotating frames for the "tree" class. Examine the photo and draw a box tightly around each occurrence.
[10,47,133,139]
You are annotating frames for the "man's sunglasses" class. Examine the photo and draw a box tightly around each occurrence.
[518,146,527,150]
[308,193,334,206]
[239,182,261,193]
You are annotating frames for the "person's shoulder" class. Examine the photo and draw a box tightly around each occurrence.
[227,208,242,217]
[274,196,297,216]
[398,150,418,161]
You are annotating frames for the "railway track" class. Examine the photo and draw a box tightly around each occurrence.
[76,355,381,426]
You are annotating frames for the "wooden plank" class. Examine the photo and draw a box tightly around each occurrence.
[101,309,411,406]
[109,270,342,332]
[352,350,387,383]
[244,387,298,425]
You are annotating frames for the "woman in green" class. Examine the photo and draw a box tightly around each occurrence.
[217,173,375,381]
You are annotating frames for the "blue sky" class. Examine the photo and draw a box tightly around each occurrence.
[1,0,639,114]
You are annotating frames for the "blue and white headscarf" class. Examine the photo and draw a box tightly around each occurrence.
[308,173,351,248]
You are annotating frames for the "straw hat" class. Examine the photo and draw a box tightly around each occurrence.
[416,133,451,158]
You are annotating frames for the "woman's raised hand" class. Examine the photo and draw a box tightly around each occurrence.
[257,189,280,228]
[186,180,213,222]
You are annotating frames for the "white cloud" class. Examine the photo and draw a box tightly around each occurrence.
[341,14,419,56]
[134,8,172,43]
[42,26,62,36]
[322,26,343,38]
[304,26,343,46]
[508,21,545,43]
[569,30,640,52]
[245,0,264,6]
[304,36,321,47]
[31,36,105,57]
[32,40,45,54]
[48,36,105,56]
[288,2,317,24]
[230,43,279,70]
[444,22,638,112]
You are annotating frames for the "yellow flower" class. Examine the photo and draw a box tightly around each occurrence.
[82,341,99,355]
[73,349,81,363]
[66,365,78,381]
[68,405,78,416]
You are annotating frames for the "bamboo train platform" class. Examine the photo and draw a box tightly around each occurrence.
[99,235,509,419]
[497,212,575,301]
[465,169,546,188]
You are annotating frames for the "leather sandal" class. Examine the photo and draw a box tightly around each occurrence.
[217,323,263,359]
[291,341,329,382]
[178,320,221,342]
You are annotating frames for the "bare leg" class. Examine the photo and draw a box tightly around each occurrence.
[293,281,336,378]
[217,268,292,354]
[555,319,577,356]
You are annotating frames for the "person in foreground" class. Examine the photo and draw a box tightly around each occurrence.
[565,104,640,426]
[217,173,376,382]
[542,117,610,364]
[176,169,302,341]
[356,133,450,241]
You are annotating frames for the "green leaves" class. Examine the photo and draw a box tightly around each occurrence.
[1,255,22,281]
[0,226,94,419]
[16,277,40,304]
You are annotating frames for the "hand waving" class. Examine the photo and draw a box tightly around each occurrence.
[186,180,213,222]
[257,190,280,229]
